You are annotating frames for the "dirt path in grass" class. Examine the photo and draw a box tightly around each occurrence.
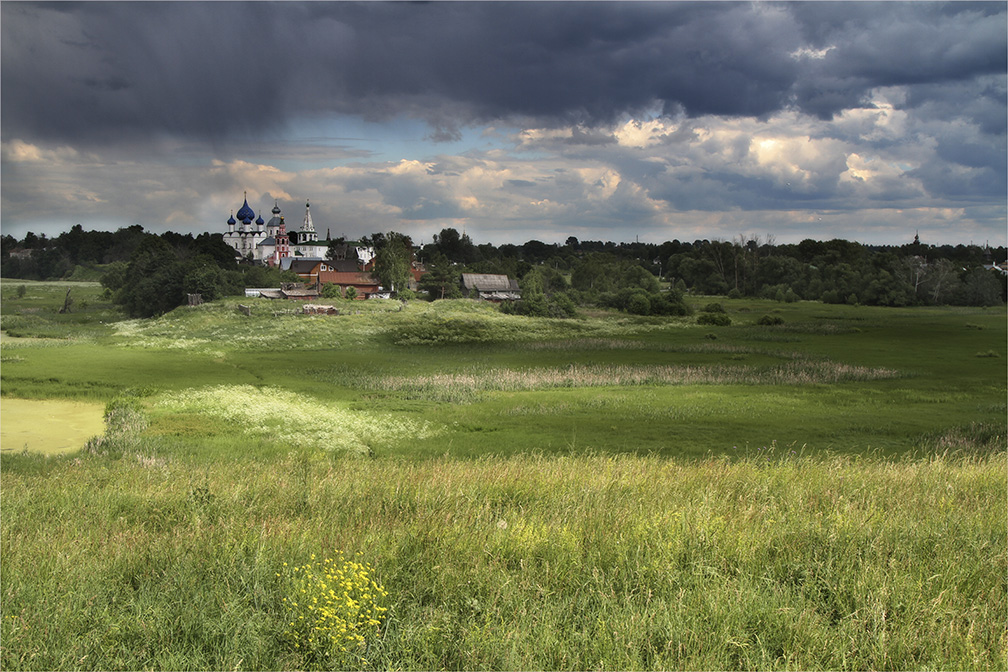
[0,398,105,455]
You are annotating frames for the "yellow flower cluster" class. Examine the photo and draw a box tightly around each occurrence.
[280,552,389,665]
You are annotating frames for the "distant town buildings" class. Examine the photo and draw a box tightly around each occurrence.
[221,192,396,298]
[220,193,525,301]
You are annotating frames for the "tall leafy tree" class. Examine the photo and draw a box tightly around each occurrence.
[114,236,185,317]
[325,237,348,262]
[419,252,461,299]
[182,255,228,302]
[374,232,412,294]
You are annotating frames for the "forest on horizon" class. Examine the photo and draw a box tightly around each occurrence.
[2,224,1005,318]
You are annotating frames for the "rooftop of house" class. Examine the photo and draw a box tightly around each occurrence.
[322,259,361,273]
[280,287,319,299]
[324,272,380,286]
[461,273,518,292]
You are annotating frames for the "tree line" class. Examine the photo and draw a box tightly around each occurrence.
[1,225,297,317]
[2,225,1005,318]
[410,228,1005,313]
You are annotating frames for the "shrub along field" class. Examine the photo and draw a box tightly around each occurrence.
[1,279,1005,670]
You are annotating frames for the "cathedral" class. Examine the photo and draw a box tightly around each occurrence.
[223,194,328,266]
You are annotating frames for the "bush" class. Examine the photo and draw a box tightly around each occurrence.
[181,263,228,303]
[702,302,726,313]
[548,292,579,318]
[697,312,731,326]
[388,315,499,345]
[821,289,841,304]
[727,288,742,299]
[345,286,358,301]
[757,314,785,326]
[598,288,690,316]
[627,292,651,315]
[321,283,341,299]
[650,292,692,316]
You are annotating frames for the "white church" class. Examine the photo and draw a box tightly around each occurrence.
[223,194,330,266]
[222,194,376,270]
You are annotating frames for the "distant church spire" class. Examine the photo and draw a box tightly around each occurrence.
[302,199,315,233]
[299,198,318,244]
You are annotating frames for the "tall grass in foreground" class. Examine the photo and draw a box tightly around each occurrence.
[2,447,1004,670]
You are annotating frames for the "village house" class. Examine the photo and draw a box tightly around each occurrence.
[321,271,383,299]
[461,273,521,302]
[284,258,383,299]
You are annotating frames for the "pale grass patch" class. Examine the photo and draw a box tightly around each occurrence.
[156,385,439,455]
[115,308,394,351]
[0,334,75,349]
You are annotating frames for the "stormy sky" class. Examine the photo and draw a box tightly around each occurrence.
[2,1,1005,246]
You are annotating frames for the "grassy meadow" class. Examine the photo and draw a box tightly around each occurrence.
[1,279,1005,669]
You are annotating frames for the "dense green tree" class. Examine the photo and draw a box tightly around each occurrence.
[521,240,554,264]
[193,233,239,268]
[571,253,617,293]
[419,253,461,300]
[431,227,479,263]
[238,264,298,289]
[182,256,228,302]
[115,236,185,317]
[626,291,651,315]
[373,232,412,294]
[1,234,18,257]
[21,232,40,249]
[515,268,549,316]
[960,268,1004,306]
[621,264,660,293]
[100,261,129,294]
[325,237,348,262]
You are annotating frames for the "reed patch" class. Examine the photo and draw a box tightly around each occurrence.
[371,360,902,401]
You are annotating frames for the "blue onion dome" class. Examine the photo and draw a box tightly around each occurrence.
[236,195,255,223]
[256,211,264,226]
[227,212,236,225]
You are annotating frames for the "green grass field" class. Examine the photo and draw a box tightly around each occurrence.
[1,279,1005,669]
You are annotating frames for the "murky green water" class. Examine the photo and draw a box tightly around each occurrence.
[1,398,105,455]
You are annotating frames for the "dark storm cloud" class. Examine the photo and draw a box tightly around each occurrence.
[788,3,1006,120]
[3,2,1004,147]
